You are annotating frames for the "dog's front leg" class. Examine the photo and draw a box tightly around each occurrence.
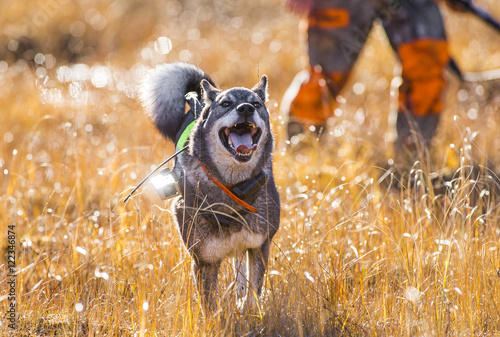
[193,259,221,314]
[245,241,270,311]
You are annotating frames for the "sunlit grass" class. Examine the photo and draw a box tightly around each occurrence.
[1,0,500,335]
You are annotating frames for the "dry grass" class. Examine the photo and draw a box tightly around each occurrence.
[1,0,500,335]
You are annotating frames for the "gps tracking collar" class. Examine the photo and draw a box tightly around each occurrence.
[149,91,201,200]
[123,92,201,203]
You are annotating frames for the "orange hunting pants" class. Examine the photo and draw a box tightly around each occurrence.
[288,0,450,146]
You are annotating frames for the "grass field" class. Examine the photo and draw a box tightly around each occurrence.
[2,0,500,335]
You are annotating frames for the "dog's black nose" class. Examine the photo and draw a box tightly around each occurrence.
[236,103,255,118]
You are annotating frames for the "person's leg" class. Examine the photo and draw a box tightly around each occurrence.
[285,0,377,138]
[383,0,449,162]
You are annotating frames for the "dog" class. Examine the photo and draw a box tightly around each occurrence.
[141,63,280,313]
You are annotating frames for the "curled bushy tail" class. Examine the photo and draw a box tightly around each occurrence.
[141,63,214,142]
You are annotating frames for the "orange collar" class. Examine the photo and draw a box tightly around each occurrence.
[201,163,258,213]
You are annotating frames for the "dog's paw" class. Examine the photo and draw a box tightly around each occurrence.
[236,297,246,313]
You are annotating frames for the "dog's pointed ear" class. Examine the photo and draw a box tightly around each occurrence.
[252,75,268,102]
[201,79,220,104]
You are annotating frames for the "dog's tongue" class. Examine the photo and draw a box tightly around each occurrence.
[230,132,256,153]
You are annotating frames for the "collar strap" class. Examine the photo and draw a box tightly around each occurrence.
[175,92,203,150]
[201,163,258,213]
[176,120,196,150]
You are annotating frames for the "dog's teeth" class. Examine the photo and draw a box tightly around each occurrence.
[237,149,254,157]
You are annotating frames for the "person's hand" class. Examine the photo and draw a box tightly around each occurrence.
[444,0,470,12]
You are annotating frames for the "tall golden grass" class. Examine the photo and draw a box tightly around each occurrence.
[1,0,500,335]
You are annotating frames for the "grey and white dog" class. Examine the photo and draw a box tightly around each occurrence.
[141,63,280,313]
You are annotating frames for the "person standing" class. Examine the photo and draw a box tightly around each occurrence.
[283,0,463,163]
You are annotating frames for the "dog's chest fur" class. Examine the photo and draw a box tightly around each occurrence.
[200,230,265,263]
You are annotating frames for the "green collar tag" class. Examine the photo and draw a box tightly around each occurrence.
[176,121,196,150]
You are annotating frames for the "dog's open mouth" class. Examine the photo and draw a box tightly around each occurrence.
[219,122,262,162]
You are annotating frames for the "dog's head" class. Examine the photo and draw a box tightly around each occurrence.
[190,76,272,184]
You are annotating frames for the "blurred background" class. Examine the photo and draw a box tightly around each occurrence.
[0,0,301,86]
[1,0,499,152]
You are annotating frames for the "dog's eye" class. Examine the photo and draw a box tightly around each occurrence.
[221,101,232,107]
[252,102,261,108]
